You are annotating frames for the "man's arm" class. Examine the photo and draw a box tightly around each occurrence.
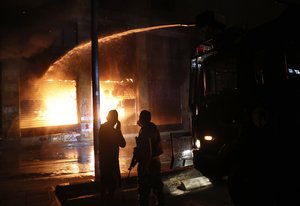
[116,121,126,148]
[127,137,138,177]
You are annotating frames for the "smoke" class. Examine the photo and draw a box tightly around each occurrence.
[0,0,88,60]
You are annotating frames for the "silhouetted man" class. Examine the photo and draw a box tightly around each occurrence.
[136,110,164,206]
[98,109,126,204]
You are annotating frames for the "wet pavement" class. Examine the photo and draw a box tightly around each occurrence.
[0,131,234,206]
[0,132,174,180]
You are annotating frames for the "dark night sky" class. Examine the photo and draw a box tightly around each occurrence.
[0,0,295,62]
[0,0,88,60]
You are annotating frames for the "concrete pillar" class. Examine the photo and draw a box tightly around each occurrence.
[1,60,21,138]
[136,34,150,114]
[77,67,93,140]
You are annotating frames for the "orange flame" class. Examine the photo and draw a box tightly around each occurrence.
[20,79,78,128]
[99,79,134,123]
[43,80,78,125]
[20,78,135,128]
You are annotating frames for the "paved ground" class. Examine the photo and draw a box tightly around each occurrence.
[0,132,176,180]
[0,167,233,206]
[0,132,234,206]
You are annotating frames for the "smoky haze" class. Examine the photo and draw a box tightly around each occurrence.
[0,0,88,60]
[1,0,289,61]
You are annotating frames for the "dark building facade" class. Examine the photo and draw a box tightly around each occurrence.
[0,0,286,142]
[0,1,201,142]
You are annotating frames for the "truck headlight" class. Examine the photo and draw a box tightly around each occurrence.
[204,135,213,141]
[195,139,201,149]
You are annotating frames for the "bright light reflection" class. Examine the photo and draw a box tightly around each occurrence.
[204,135,213,141]
[195,139,201,148]
[182,149,192,158]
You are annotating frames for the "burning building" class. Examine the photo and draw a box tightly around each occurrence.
[0,0,286,142]
[0,23,195,141]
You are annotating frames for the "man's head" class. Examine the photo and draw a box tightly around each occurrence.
[106,109,118,124]
[138,110,151,126]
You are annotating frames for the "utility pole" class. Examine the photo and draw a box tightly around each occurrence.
[91,0,101,182]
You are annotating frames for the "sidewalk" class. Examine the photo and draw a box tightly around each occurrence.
[0,130,227,206]
[51,167,210,206]
[0,166,211,206]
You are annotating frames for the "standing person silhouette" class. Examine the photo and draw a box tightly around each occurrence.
[136,110,165,206]
[98,109,126,204]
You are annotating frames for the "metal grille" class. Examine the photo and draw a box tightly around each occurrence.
[20,79,78,129]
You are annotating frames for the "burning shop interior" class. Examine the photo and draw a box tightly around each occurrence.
[3,25,193,140]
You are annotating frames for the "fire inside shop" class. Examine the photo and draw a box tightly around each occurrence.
[18,24,194,138]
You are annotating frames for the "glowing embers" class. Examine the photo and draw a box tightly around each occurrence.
[20,79,78,128]
[99,78,136,125]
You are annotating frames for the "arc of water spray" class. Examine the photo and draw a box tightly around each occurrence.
[47,24,195,74]
[99,24,195,43]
